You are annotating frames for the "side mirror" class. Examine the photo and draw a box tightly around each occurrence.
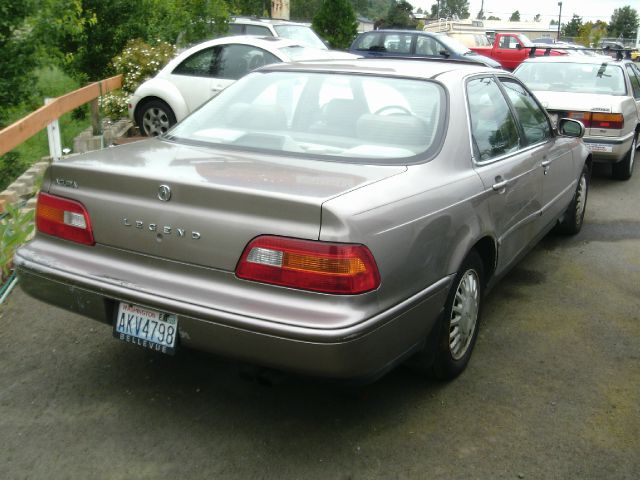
[439,49,450,57]
[515,43,522,50]
[558,118,585,138]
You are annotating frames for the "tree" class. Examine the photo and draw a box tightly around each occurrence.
[578,20,608,47]
[563,14,583,37]
[534,14,541,22]
[379,0,416,28]
[31,0,229,82]
[487,15,500,20]
[228,0,269,17]
[509,10,520,22]
[608,5,639,39]
[312,0,358,49]
[0,0,36,122]
[432,0,470,20]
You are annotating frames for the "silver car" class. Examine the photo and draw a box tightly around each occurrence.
[514,56,640,180]
[16,59,590,382]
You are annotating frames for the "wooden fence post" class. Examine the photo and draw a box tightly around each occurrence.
[45,98,62,162]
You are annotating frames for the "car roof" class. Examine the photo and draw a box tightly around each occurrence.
[180,35,301,53]
[361,29,439,37]
[259,57,500,79]
[520,55,631,66]
[231,17,310,27]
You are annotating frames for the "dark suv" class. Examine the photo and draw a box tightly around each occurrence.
[349,30,501,68]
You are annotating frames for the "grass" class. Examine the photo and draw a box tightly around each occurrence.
[1,65,93,191]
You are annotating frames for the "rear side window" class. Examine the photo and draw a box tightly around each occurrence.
[353,32,384,51]
[173,47,219,77]
[217,45,279,80]
[499,78,551,145]
[246,25,272,36]
[467,77,521,161]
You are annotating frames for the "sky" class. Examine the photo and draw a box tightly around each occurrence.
[411,0,635,24]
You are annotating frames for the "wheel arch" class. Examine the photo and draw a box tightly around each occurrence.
[469,236,497,286]
[133,80,190,125]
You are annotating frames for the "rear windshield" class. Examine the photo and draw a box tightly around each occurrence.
[273,25,327,49]
[515,62,627,95]
[169,71,447,163]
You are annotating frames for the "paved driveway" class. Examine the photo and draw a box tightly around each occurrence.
[1,163,639,479]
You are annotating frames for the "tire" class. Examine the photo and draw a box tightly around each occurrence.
[611,131,637,181]
[431,250,484,380]
[137,99,177,137]
[557,164,589,235]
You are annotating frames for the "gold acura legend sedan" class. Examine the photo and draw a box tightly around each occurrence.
[16,59,591,382]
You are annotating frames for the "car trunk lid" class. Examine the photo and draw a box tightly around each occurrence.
[533,90,623,137]
[44,139,406,271]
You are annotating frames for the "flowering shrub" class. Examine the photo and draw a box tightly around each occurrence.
[101,39,176,119]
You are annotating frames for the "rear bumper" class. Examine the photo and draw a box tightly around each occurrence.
[584,131,634,163]
[15,249,451,379]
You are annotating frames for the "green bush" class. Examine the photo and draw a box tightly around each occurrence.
[101,39,176,120]
[0,203,35,283]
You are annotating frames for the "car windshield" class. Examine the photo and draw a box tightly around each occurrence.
[168,71,446,163]
[436,34,471,54]
[517,33,535,47]
[515,62,627,95]
[273,25,327,49]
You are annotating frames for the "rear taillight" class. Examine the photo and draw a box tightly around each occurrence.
[566,111,624,130]
[236,236,381,294]
[36,192,95,245]
[591,113,623,130]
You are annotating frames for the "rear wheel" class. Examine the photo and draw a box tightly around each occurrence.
[557,164,589,235]
[612,132,637,180]
[431,250,484,380]
[137,99,176,137]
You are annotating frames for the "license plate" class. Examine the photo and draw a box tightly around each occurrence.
[586,143,613,153]
[113,303,178,355]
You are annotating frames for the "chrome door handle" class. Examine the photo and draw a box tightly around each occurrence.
[492,180,508,191]
[541,159,552,167]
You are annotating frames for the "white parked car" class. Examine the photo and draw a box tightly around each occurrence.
[128,36,356,136]
[515,56,640,180]
[228,17,328,49]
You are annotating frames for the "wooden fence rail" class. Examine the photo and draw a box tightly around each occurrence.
[0,75,123,157]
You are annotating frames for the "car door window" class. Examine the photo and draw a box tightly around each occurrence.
[415,36,440,55]
[499,36,518,49]
[228,24,244,34]
[467,77,521,162]
[173,47,219,77]
[383,34,412,54]
[217,45,279,80]
[499,78,551,145]
[625,64,640,100]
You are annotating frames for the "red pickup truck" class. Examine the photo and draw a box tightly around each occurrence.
[470,32,566,70]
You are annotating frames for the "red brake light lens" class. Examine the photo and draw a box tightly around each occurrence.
[236,236,381,294]
[36,192,95,245]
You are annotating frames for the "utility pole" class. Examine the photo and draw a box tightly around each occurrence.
[557,2,562,41]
